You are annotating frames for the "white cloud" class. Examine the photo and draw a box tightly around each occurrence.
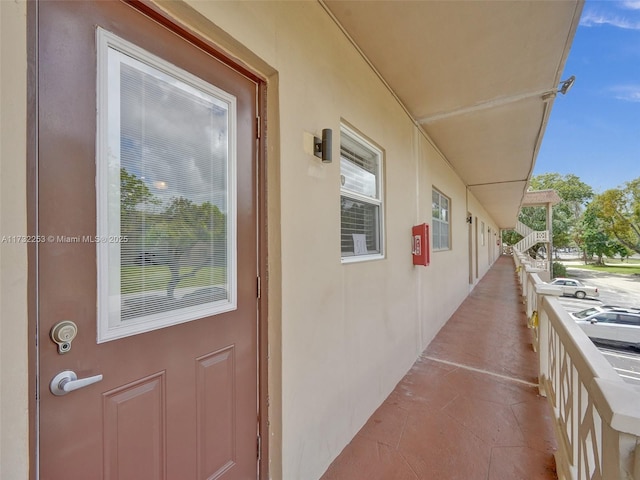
[580,10,640,29]
[580,1,640,29]
[622,0,640,10]
[610,85,640,102]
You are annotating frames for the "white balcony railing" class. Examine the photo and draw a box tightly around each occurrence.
[515,220,534,238]
[514,229,549,254]
[513,250,640,480]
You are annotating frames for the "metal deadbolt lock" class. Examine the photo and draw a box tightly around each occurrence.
[50,320,78,354]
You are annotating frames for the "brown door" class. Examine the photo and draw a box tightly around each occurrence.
[37,2,259,479]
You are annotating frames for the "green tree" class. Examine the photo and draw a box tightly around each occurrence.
[501,229,521,247]
[120,168,158,213]
[528,173,593,252]
[611,242,632,261]
[589,178,640,255]
[510,173,593,257]
[581,202,615,265]
[120,168,160,265]
[147,197,226,299]
[529,173,594,222]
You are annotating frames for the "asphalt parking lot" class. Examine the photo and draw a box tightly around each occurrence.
[554,263,640,385]
[563,262,640,308]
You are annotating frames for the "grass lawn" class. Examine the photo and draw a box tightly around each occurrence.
[564,262,640,275]
[121,265,226,294]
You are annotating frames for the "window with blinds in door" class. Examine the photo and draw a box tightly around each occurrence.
[340,125,384,262]
[96,29,237,342]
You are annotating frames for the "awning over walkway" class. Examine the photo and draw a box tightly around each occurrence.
[323,0,583,228]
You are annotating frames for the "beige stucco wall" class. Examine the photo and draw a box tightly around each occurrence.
[0,1,29,479]
[0,1,501,478]
[176,2,501,479]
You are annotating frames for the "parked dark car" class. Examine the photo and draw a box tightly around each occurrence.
[134,252,162,266]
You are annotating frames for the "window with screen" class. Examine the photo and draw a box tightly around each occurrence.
[340,125,384,262]
[432,188,450,250]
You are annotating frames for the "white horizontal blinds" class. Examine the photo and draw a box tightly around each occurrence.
[432,193,438,249]
[340,145,378,198]
[441,195,449,248]
[117,56,229,322]
[432,189,449,250]
[98,32,237,341]
[340,130,382,257]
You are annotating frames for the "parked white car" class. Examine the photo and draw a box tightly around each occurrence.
[548,277,599,299]
[571,305,640,350]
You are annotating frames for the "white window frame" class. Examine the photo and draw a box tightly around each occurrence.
[340,124,384,263]
[432,188,451,251]
[95,28,238,343]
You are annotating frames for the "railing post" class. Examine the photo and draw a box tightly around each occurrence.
[532,286,562,396]
[601,427,638,479]
[537,298,549,397]
[519,257,528,289]
[525,267,543,319]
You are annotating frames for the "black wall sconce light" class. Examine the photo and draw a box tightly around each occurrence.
[466,215,473,224]
[314,128,332,163]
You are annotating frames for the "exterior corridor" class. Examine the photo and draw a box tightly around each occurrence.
[321,255,558,480]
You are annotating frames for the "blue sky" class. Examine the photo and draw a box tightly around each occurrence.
[534,0,640,193]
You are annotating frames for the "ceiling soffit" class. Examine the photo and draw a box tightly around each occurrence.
[425,97,547,187]
[322,0,583,228]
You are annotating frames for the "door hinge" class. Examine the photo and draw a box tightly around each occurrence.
[257,434,261,461]
[256,115,261,139]
[257,276,261,299]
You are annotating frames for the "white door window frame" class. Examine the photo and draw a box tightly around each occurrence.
[96,28,238,342]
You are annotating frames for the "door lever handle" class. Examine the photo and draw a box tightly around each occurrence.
[50,370,103,396]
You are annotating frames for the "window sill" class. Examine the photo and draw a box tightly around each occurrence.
[341,253,385,264]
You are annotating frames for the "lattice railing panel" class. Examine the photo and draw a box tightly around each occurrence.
[514,230,550,254]
[548,317,607,479]
[549,324,575,465]
[516,252,640,480]
[578,382,603,480]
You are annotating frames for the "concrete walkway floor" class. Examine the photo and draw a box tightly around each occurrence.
[320,255,558,480]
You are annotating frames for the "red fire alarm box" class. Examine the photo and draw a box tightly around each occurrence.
[412,223,430,266]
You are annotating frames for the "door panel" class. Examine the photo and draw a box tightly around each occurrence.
[37,2,258,479]
[103,373,166,479]
[196,347,236,478]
